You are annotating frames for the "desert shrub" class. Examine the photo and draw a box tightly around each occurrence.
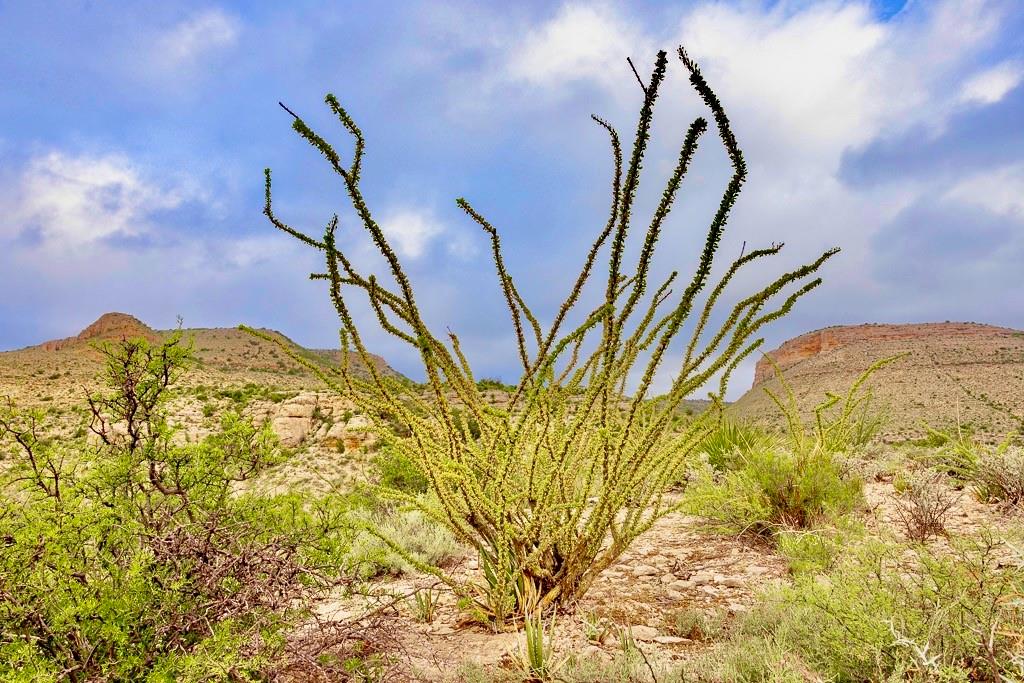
[928,429,1024,507]
[696,534,1024,682]
[347,499,463,579]
[971,445,1024,508]
[664,606,728,641]
[924,422,983,480]
[0,334,353,681]
[252,47,836,624]
[698,419,775,471]
[766,354,903,455]
[892,471,960,542]
[774,521,863,574]
[476,377,515,392]
[684,444,863,537]
[684,360,904,541]
[373,446,429,493]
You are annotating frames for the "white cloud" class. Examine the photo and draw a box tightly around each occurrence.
[4,152,188,248]
[680,3,895,161]
[959,60,1024,105]
[945,163,1024,216]
[379,208,445,259]
[154,8,239,68]
[505,4,651,92]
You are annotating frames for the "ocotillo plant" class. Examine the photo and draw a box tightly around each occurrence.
[251,47,838,625]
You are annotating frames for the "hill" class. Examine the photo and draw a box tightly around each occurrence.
[0,312,401,407]
[730,322,1024,440]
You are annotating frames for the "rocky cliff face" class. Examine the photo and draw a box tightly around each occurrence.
[733,321,1024,440]
[752,322,1022,387]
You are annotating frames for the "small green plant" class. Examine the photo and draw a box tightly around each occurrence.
[581,612,613,644]
[698,418,775,471]
[927,426,1024,508]
[971,441,1024,508]
[775,526,853,575]
[411,586,440,624]
[665,607,727,641]
[924,419,982,479]
[684,443,863,538]
[516,610,567,682]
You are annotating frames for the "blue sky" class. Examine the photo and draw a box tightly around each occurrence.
[2,0,1023,397]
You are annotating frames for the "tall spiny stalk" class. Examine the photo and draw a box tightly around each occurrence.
[248,47,838,625]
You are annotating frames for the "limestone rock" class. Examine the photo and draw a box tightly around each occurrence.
[629,625,659,641]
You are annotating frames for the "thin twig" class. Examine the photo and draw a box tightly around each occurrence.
[278,101,300,120]
[627,57,648,94]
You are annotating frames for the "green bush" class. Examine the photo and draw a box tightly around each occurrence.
[373,446,429,493]
[698,419,775,471]
[695,534,1024,682]
[347,501,463,579]
[684,444,863,537]
[774,522,861,574]
[0,334,354,680]
[927,428,1024,507]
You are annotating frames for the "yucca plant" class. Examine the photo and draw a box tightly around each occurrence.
[250,47,837,623]
[410,586,440,624]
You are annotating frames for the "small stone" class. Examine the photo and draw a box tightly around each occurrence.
[718,576,744,588]
[629,625,659,641]
[653,636,687,645]
[690,572,714,586]
[632,564,658,577]
[659,573,676,584]
[665,589,685,601]
[670,579,694,590]
[712,573,726,584]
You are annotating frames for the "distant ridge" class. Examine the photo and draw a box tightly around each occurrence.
[35,312,157,351]
[732,321,1024,439]
[751,322,1022,387]
[1,313,405,405]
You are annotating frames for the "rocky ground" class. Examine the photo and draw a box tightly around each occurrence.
[312,460,1020,682]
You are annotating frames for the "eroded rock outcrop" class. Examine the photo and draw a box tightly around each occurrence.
[37,312,157,351]
[752,322,1021,387]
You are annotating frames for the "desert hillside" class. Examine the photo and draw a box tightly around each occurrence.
[0,313,404,488]
[0,312,400,406]
[730,322,1024,439]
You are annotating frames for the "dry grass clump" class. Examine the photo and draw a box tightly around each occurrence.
[972,445,1024,509]
[892,471,960,542]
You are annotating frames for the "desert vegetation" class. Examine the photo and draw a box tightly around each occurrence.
[2,45,1022,683]
[255,46,836,627]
